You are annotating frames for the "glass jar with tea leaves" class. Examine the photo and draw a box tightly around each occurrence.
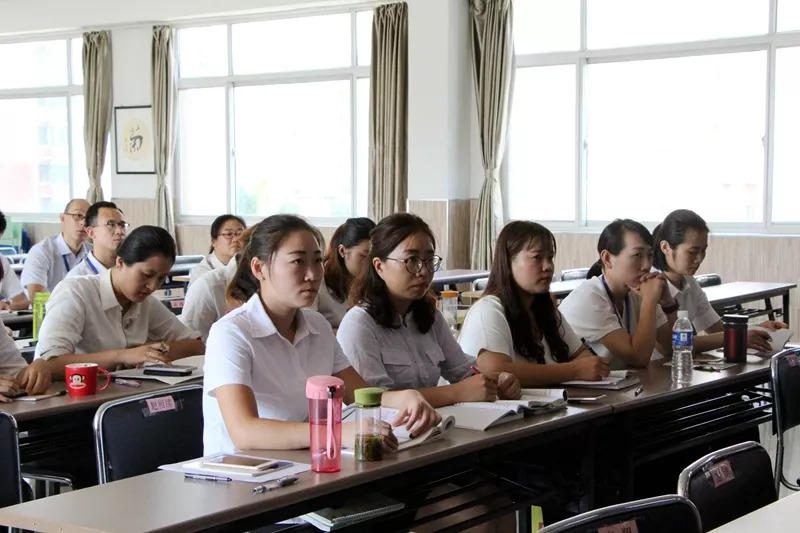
[353,387,385,462]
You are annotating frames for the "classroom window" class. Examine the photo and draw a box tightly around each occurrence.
[0,37,106,215]
[510,0,800,228]
[176,9,371,221]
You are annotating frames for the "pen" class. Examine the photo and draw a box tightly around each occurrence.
[634,385,644,396]
[184,473,232,482]
[252,475,299,494]
[470,364,481,375]
[581,338,600,356]
[113,378,141,388]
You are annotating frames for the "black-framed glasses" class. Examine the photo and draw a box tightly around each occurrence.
[218,230,244,240]
[385,255,442,274]
[63,212,86,223]
[97,221,130,231]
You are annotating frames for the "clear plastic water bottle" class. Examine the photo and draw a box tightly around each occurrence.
[672,310,693,385]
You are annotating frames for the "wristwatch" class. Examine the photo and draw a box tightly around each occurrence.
[661,300,680,314]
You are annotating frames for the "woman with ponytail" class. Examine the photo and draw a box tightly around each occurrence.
[559,219,677,368]
[203,214,438,455]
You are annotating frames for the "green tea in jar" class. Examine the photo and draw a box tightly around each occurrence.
[353,387,385,462]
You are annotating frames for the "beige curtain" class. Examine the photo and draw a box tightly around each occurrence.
[369,2,408,221]
[152,25,177,236]
[82,31,113,203]
[469,0,515,269]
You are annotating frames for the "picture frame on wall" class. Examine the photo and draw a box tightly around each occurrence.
[114,105,156,174]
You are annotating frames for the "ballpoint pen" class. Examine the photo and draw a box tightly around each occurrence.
[252,475,299,494]
[184,473,232,482]
[634,385,644,396]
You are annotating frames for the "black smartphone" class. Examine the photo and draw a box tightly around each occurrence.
[142,364,193,377]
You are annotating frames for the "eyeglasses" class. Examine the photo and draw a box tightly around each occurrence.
[218,230,244,240]
[95,221,130,231]
[63,212,86,223]
[385,255,442,274]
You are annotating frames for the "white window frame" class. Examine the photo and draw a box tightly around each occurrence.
[507,0,800,234]
[0,33,85,221]
[175,7,372,228]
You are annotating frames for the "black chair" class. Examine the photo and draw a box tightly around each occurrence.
[538,495,702,533]
[0,413,21,510]
[693,273,722,288]
[93,384,203,483]
[560,268,590,281]
[771,348,800,493]
[677,441,776,531]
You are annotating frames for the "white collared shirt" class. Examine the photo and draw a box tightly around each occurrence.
[0,255,24,301]
[65,251,108,279]
[459,295,583,363]
[316,279,349,329]
[20,234,91,291]
[336,306,475,391]
[188,252,226,286]
[203,294,351,455]
[667,275,720,333]
[0,318,27,375]
[34,270,201,360]
[558,277,667,369]
[180,257,238,342]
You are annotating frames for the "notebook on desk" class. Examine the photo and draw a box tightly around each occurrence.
[436,403,524,431]
[561,370,640,390]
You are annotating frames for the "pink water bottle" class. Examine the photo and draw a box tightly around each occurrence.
[306,375,345,473]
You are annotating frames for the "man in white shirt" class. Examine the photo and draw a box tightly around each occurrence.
[67,202,128,279]
[21,198,91,300]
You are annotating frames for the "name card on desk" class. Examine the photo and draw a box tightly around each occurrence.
[598,519,639,533]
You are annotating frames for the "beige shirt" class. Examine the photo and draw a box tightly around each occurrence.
[316,279,349,329]
[181,258,238,342]
[34,270,200,360]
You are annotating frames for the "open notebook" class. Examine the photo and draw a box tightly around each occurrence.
[110,355,205,385]
[343,406,456,451]
[561,370,640,390]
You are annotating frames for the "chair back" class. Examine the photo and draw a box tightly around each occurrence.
[0,412,21,510]
[677,441,776,531]
[771,348,800,491]
[694,273,722,287]
[93,384,203,483]
[538,495,701,533]
[472,277,488,291]
[560,268,590,281]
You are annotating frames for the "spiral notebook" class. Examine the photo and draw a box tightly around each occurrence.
[301,494,405,531]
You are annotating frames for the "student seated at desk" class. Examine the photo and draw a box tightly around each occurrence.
[203,214,438,455]
[459,221,610,386]
[0,211,30,311]
[66,201,128,278]
[34,226,205,380]
[20,198,91,301]
[559,219,678,369]
[318,217,375,329]
[0,317,51,400]
[653,209,785,353]
[189,214,246,286]
[337,213,521,407]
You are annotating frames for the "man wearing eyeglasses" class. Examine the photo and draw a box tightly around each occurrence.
[66,201,128,279]
[21,199,92,301]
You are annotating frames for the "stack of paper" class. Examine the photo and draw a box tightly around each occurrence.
[562,370,640,390]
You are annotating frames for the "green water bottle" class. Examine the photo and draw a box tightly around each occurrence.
[32,292,50,340]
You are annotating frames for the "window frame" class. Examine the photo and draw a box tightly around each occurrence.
[175,7,372,228]
[508,0,800,234]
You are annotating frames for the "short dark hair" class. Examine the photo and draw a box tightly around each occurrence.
[0,210,6,235]
[116,225,176,266]
[85,201,122,228]
[209,214,247,253]
[324,217,376,302]
[350,213,438,333]
[587,219,653,279]
[652,209,710,271]
[227,215,322,304]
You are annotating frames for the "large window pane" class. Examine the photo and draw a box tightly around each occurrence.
[588,0,769,49]
[0,97,70,212]
[356,11,373,66]
[178,88,228,215]
[234,81,352,217]
[514,0,580,54]
[70,37,83,85]
[778,0,800,31]
[0,40,67,89]
[232,14,351,74]
[356,78,370,216]
[773,47,800,222]
[586,52,766,223]
[178,26,228,78]
[508,65,576,221]
[70,96,110,199]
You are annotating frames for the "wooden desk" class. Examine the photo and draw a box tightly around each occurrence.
[708,491,800,532]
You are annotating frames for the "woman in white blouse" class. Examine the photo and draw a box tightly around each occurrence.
[337,213,520,407]
[459,221,610,386]
[35,225,205,379]
[203,214,437,455]
[559,219,678,369]
[0,211,29,311]
[0,317,51,400]
[318,217,375,329]
[653,209,783,353]
[188,214,246,285]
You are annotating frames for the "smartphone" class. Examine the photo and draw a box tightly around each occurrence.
[142,364,193,376]
[6,391,28,399]
[201,454,281,471]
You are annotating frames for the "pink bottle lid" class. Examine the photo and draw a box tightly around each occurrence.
[306,376,345,400]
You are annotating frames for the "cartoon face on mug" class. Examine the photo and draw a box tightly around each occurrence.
[69,374,86,389]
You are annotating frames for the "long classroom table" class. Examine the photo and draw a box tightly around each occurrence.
[0,354,776,533]
[708,490,800,532]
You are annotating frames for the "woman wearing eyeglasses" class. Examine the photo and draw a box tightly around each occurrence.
[337,213,521,407]
[67,202,129,278]
[189,215,246,285]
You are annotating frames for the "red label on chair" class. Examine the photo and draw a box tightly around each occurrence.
[146,396,177,414]
[170,300,184,309]
[598,519,639,533]
[708,459,736,487]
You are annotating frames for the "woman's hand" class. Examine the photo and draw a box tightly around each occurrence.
[117,343,172,367]
[759,321,788,331]
[456,373,499,402]
[0,375,20,403]
[387,390,440,438]
[746,329,772,353]
[497,371,521,399]
[570,356,611,381]
[17,359,52,394]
